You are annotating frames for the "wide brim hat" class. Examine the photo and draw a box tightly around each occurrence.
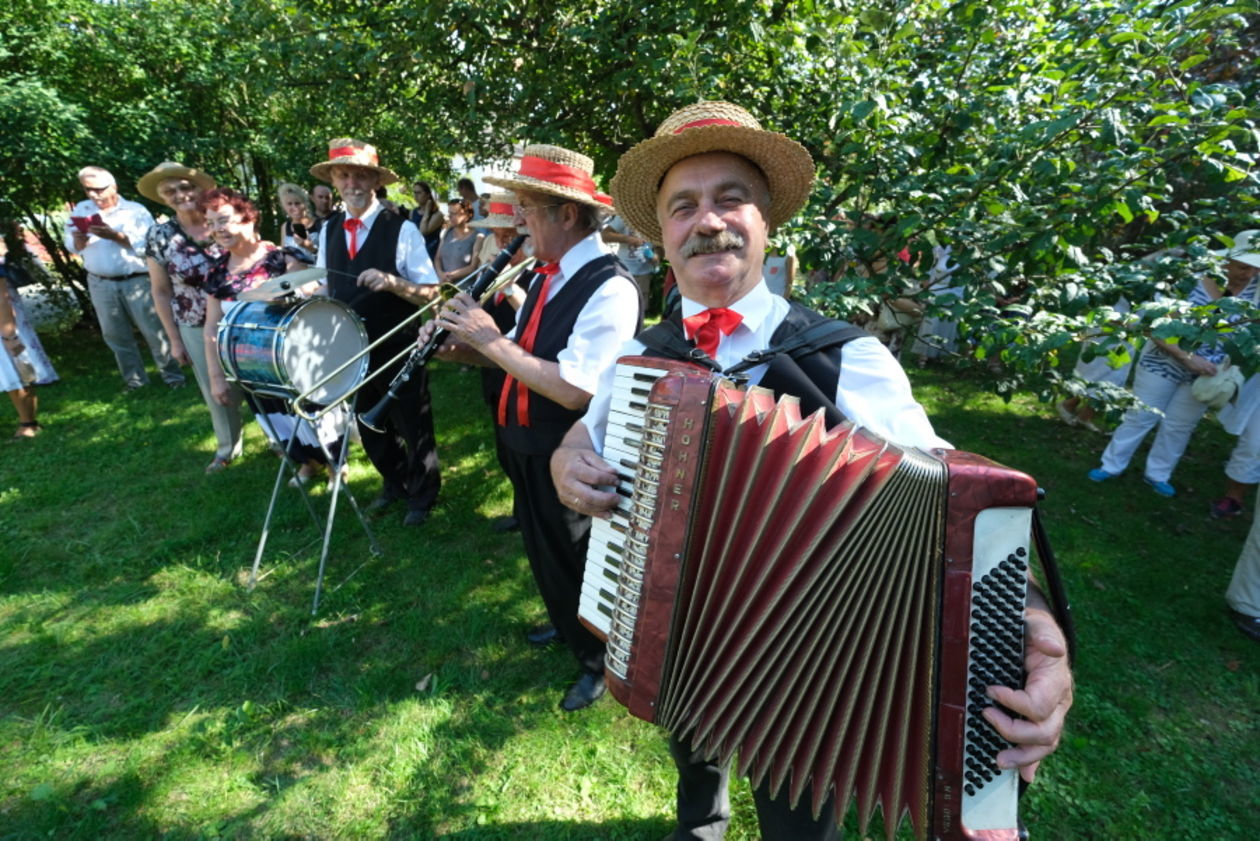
[1211,230,1260,270]
[470,192,519,229]
[609,101,815,244]
[485,145,608,210]
[309,138,398,186]
[136,161,216,204]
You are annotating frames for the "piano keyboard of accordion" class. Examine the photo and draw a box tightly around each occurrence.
[579,356,1038,841]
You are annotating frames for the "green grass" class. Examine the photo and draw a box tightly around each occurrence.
[1,331,1257,840]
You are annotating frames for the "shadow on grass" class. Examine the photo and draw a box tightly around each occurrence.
[427,818,671,840]
[0,770,167,841]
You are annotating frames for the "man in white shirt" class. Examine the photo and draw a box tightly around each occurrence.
[64,166,183,390]
[550,102,1074,840]
[420,144,642,711]
[310,139,442,527]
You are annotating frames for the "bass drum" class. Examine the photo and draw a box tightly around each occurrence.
[217,297,369,405]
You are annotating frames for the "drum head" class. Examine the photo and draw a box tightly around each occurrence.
[279,299,369,404]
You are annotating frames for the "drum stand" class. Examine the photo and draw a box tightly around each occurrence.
[247,399,382,614]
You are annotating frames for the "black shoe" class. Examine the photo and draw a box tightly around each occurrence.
[364,492,401,518]
[560,672,606,711]
[526,625,563,647]
[1230,609,1260,643]
[491,515,520,533]
[403,507,429,527]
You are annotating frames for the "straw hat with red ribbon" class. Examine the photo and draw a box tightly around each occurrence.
[609,101,815,244]
[309,138,399,186]
[470,192,520,229]
[485,145,609,210]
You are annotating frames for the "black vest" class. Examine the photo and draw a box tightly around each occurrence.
[479,269,537,408]
[637,301,867,427]
[498,255,641,455]
[324,209,418,356]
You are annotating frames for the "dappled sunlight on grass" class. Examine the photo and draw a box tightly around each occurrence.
[0,334,1256,839]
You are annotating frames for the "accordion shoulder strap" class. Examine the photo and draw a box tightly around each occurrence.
[637,301,867,377]
[725,301,867,376]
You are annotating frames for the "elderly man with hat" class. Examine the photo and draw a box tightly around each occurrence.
[421,145,643,711]
[65,165,185,391]
[550,102,1074,840]
[310,138,443,526]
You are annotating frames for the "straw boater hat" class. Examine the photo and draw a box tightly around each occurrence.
[309,138,399,186]
[470,192,519,229]
[484,145,608,210]
[609,101,816,244]
[1211,230,1260,270]
[136,161,216,204]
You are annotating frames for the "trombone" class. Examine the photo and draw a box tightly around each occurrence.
[292,238,534,422]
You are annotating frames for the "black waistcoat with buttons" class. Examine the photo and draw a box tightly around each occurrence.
[497,254,640,456]
[323,209,417,358]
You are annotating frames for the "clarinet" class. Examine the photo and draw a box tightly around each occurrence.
[358,234,528,433]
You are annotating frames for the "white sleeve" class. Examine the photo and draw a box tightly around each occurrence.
[580,337,648,455]
[556,274,641,396]
[315,224,328,269]
[835,336,952,450]
[396,220,439,285]
[119,205,155,254]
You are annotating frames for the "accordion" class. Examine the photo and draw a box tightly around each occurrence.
[580,357,1039,841]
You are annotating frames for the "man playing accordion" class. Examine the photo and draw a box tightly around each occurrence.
[550,101,1073,841]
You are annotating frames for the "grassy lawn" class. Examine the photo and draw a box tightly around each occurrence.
[1,329,1257,840]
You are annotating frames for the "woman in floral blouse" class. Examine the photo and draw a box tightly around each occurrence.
[201,188,339,486]
[139,161,238,472]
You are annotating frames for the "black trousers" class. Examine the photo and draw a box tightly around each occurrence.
[354,352,440,511]
[500,444,605,676]
[668,731,840,841]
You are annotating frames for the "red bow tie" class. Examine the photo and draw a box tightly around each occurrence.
[682,307,743,357]
[343,217,364,259]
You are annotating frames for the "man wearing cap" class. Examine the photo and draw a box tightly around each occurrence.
[65,165,185,391]
[311,139,442,527]
[468,192,535,534]
[550,102,1074,839]
[421,145,642,711]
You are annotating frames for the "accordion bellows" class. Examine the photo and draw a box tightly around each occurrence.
[581,358,1038,841]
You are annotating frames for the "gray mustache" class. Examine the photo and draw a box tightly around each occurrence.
[680,230,745,258]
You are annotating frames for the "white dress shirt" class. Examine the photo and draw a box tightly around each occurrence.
[64,197,154,277]
[582,279,951,452]
[507,231,642,396]
[315,199,438,286]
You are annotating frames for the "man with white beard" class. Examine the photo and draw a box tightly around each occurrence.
[311,138,443,527]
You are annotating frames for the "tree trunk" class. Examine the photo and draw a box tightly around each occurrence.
[10,204,92,322]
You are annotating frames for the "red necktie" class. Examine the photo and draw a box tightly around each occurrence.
[682,307,743,358]
[498,263,560,427]
[344,217,364,259]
